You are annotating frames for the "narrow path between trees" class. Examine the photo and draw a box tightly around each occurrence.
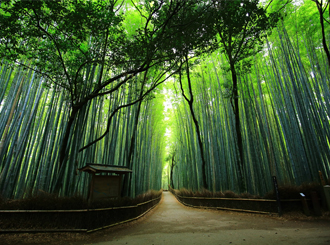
[83,192,330,245]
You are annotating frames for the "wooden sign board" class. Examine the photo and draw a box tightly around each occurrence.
[92,175,122,200]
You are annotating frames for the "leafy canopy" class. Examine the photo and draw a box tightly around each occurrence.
[213,0,281,71]
[1,0,130,99]
[0,0,219,103]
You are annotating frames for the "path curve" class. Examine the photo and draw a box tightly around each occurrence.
[85,192,330,245]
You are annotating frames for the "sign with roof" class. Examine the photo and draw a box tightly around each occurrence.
[78,164,132,203]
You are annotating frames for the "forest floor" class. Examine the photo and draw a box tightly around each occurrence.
[1,191,330,245]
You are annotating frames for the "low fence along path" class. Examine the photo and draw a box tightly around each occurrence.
[85,191,330,245]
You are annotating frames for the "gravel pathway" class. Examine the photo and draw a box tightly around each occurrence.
[84,192,330,245]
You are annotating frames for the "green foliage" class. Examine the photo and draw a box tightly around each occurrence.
[1,0,126,94]
[214,0,281,67]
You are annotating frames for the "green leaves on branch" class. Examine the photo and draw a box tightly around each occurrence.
[213,0,281,67]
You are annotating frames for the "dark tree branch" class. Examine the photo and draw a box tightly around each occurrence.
[79,64,180,152]
[178,55,208,189]
[32,9,73,101]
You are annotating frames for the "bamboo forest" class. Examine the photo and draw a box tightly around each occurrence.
[0,0,330,200]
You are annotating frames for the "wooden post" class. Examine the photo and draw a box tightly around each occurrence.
[272,176,282,216]
[118,174,122,197]
[300,193,310,216]
[311,191,322,216]
[88,173,95,206]
[324,186,330,211]
[319,171,326,186]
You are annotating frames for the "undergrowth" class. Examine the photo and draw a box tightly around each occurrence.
[0,190,162,210]
[172,182,324,200]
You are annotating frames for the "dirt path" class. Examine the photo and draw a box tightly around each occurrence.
[2,192,330,245]
[81,192,330,245]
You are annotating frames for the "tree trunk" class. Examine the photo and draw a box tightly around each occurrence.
[316,1,330,68]
[230,62,246,192]
[179,59,208,190]
[121,99,143,197]
[189,103,208,190]
[170,156,175,189]
[59,106,79,169]
[51,106,79,195]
